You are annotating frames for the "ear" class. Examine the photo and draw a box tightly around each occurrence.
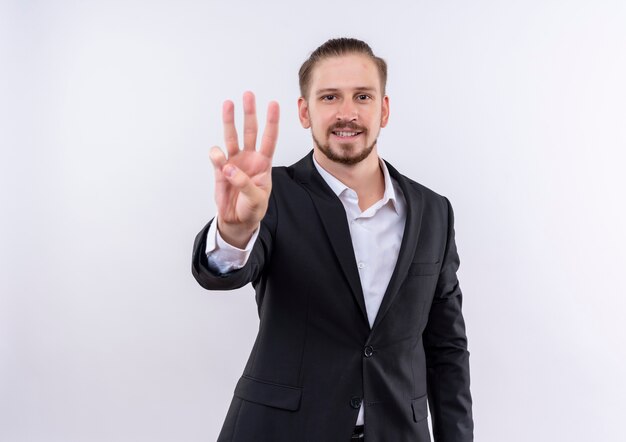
[298,97,311,128]
[380,95,390,128]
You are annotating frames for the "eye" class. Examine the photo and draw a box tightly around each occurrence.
[321,95,336,101]
[356,94,371,101]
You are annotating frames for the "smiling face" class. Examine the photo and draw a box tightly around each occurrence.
[298,54,390,166]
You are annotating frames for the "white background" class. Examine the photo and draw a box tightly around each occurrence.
[2,1,625,441]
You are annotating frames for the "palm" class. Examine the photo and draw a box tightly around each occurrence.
[210,92,280,233]
[215,150,272,224]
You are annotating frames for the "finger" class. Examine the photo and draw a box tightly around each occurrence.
[242,91,258,152]
[222,164,261,199]
[222,100,240,156]
[259,100,280,159]
[209,146,227,174]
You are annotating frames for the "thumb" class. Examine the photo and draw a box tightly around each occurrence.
[222,164,261,198]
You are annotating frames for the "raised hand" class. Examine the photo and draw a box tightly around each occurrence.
[209,91,280,248]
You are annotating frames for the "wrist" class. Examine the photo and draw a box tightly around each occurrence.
[217,218,258,249]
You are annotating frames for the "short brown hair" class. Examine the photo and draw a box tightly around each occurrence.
[298,38,388,99]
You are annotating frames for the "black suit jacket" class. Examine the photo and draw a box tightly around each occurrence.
[192,152,473,442]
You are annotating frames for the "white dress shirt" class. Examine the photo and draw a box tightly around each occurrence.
[205,155,407,425]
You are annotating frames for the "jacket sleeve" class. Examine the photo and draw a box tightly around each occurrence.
[191,191,277,292]
[423,196,474,441]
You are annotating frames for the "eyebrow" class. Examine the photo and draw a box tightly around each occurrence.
[315,87,377,95]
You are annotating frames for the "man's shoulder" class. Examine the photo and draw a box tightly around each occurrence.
[269,164,298,186]
[384,159,447,205]
[269,152,313,185]
[267,153,450,208]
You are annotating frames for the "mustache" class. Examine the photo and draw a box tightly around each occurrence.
[327,121,367,134]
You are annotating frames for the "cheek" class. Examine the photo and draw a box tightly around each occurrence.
[363,113,382,134]
[312,116,333,132]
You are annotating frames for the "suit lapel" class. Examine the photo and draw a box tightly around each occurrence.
[370,161,424,332]
[293,153,368,322]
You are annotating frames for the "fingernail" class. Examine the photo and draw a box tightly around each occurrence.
[224,165,236,178]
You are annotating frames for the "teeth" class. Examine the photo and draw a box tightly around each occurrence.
[335,131,359,137]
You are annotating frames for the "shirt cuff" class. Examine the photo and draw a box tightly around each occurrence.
[205,216,259,274]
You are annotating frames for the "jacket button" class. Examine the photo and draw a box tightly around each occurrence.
[364,345,374,358]
[350,397,362,409]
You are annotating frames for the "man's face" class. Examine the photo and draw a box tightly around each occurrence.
[298,54,390,166]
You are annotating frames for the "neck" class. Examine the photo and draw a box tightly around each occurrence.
[313,147,385,211]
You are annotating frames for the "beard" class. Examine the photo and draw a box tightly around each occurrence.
[312,121,378,166]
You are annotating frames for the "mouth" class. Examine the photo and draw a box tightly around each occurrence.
[331,130,363,139]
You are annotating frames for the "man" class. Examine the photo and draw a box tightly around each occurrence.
[192,38,473,442]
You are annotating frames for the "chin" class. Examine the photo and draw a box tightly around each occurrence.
[326,144,375,165]
[313,133,378,166]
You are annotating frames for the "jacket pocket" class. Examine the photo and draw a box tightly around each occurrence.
[234,375,302,411]
[411,394,428,423]
[408,261,440,276]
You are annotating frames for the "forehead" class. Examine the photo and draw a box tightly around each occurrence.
[310,54,381,93]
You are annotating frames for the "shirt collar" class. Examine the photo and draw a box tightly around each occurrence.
[312,153,400,214]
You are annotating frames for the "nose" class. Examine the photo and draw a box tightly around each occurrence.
[336,100,358,121]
